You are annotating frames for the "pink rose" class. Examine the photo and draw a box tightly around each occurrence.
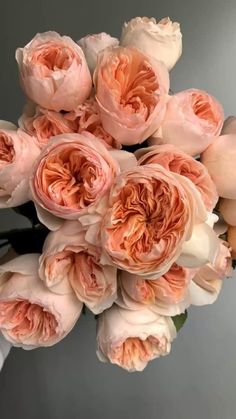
[94,46,169,145]
[30,133,123,226]
[120,17,182,71]
[0,124,40,208]
[0,254,82,349]
[118,263,196,316]
[19,103,77,147]
[96,304,176,372]
[201,134,236,198]
[65,97,120,149]
[150,89,224,156]
[136,144,218,211]
[101,164,208,278]
[219,198,236,226]
[39,221,117,314]
[78,32,119,73]
[189,241,232,306]
[16,31,92,111]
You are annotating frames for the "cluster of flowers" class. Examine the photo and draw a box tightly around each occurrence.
[0,16,234,373]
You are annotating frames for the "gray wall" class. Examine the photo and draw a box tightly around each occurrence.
[0,0,236,418]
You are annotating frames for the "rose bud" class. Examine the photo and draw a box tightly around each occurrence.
[39,221,117,314]
[94,46,169,146]
[96,305,176,372]
[0,123,40,208]
[219,199,236,226]
[100,164,212,278]
[78,32,119,73]
[136,144,218,211]
[16,31,92,111]
[0,333,11,371]
[149,89,224,156]
[201,134,236,198]
[19,102,77,148]
[0,254,82,349]
[189,241,232,306]
[120,16,182,71]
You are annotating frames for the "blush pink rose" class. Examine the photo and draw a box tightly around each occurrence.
[149,89,224,156]
[189,240,232,306]
[0,124,40,208]
[118,263,196,316]
[137,144,218,211]
[0,254,82,349]
[16,31,92,111]
[19,103,77,147]
[201,134,236,198]
[219,198,236,226]
[96,304,176,372]
[78,32,119,73]
[39,221,117,314]
[94,46,170,145]
[101,164,207,278]
[65,97,120,149]
[30,133,122,225]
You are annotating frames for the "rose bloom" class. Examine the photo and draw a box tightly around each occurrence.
[189,240,232,306]
[30,133,122,226]
[39,221,117,314]
[0,123,40,208]
[120,16,182,71]
[219,198,236,226]
[118,263,196,316]
[96,304,176,372]
[201,134,236,199]
[0,254,82,349]
[137,144,218,211]
[101,164,207,278]
[16,31,92,111]
[78,32,119,73]
[149,89,224,156]
[94,46,170,146]
[19,103,77,147]
[65,97,120,149]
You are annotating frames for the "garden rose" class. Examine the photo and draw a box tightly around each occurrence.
[94,46,169,145]
[120,17,182,71]
[0,124,40,208]
[150,89,224,156]
[0,254,82,349]
[96,304,176,372]
[19,103,76,147]
[101,164,207,278]
[136,144,218,211]
[219,198,236,226]
[201,134,236,198]
[78,32,119,73]
[39,221,117,314]
[16,31,92,111]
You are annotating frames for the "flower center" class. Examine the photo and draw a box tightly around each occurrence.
[0,132,15,165]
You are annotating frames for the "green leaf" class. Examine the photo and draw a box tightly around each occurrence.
[172,311,188,332]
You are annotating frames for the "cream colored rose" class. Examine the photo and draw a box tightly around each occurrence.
[120,17,182,71]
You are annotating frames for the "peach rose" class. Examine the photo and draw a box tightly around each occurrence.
[118,263,195,316]
[65,97,120,149]
[0,254,82,349]
[201,134,236,198]
[150,89,224,156]
[136,144,218,211]
[94,46,169,145]
[0,333,11,371]
[120,17,182,71]
[189,241,232,306]
[96,304,176,372]
[78,32,119,73]
[219,198,236,226]
[227,226,236,259]
[101,164,208,278]
[39,221,117,314]
[19,103,77,147]
[0,123,40,208]
[30,133,126,227]
[16,31,92,111]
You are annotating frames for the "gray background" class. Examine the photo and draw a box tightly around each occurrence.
[0,0,236,418]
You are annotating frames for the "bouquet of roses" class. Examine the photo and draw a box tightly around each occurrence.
[0,16,234,373]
